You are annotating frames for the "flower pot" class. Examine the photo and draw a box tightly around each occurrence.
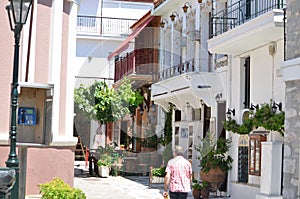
[192,188,201,199]
[200,166,226,192]
[201,187,209,199]
[98,166,110,177]
[151,176,164,183]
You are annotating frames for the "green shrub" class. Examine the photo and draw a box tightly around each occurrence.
[97,153,112,167]
[151,167,166,177]
[39,177,86,199]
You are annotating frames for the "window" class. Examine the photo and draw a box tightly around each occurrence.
[175,110,181,121]
[175,127,179,146]
[243,57,250,109]
[192,108,201,121]
[245,0,251,19]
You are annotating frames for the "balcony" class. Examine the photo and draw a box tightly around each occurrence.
[208,0,285,55]
[114,48,159,86]
[77,15,137,37]
[156,59,195,81]
[151,72,225,110]
[210,0,285,37]
[152,0,187,16]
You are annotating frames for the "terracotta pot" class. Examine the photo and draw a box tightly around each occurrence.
[192,188,201,199]
[201,187,209,199]
[200,166,226,192]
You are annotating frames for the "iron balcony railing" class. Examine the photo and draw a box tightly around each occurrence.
[211,0,286,37]
[155,59,195,81]
[77,15,137,37]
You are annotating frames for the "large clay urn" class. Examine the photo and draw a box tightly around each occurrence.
[200,166,226,192]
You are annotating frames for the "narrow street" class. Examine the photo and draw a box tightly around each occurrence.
[74,176,165,199]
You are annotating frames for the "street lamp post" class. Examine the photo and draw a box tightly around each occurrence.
[5,0,33,198]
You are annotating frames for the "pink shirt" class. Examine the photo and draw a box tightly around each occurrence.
[166,155,192,193]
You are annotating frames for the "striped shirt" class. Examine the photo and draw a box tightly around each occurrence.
[165,155,192,193]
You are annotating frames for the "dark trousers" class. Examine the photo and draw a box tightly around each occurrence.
[169,191,188,199]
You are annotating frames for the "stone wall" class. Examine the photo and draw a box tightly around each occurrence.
[283,80,300,198]
[286,0,300,60]
[282,0,300,198]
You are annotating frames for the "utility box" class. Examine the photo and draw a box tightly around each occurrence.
[17,84,53,145]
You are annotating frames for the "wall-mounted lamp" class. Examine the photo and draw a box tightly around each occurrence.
[186,102,191,108]
[249,103,259,111]
[182,2,191,13]
[215,92,222,102]
[226,108,235,119]
[249,103,259,118]
[160,19,167,28]
[139,105,144,116]
[151,101,156,112]
[170,12,178,22]
[272,102,282,113]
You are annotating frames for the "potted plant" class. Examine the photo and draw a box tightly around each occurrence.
[149,166,166,187]
[192,180,209,199]
[97,154,112,177]
[195,134,233,196]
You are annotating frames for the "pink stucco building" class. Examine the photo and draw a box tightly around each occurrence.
[0,0,79,197]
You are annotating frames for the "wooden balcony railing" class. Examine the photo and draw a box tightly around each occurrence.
[114,48,159,82]
[77,15,137,37]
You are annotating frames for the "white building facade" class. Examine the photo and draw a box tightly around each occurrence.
[0,0,79,197]
[151,0,286,198]
[74,0,152,150]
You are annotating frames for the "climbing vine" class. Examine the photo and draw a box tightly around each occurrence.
[161,103,173,165]
[223,103,285,136]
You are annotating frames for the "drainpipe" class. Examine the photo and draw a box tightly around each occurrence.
[25,1,34,82]
[194,3,201,71]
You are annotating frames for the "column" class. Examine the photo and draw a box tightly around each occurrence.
[194,3,201,72]
[256,142,283,199]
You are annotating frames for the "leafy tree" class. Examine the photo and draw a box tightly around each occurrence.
[74,79,143,124]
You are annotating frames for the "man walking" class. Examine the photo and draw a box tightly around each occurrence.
[163,146,192,199]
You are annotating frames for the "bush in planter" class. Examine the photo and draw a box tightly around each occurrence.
[192,180,209,196]
[196,136,233,173]
[195,134,233,193]
[149,166,166,186]
[151,166,166,177]
[97,154,112,177]
[39,177,86,199]
[97,154,112,167]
